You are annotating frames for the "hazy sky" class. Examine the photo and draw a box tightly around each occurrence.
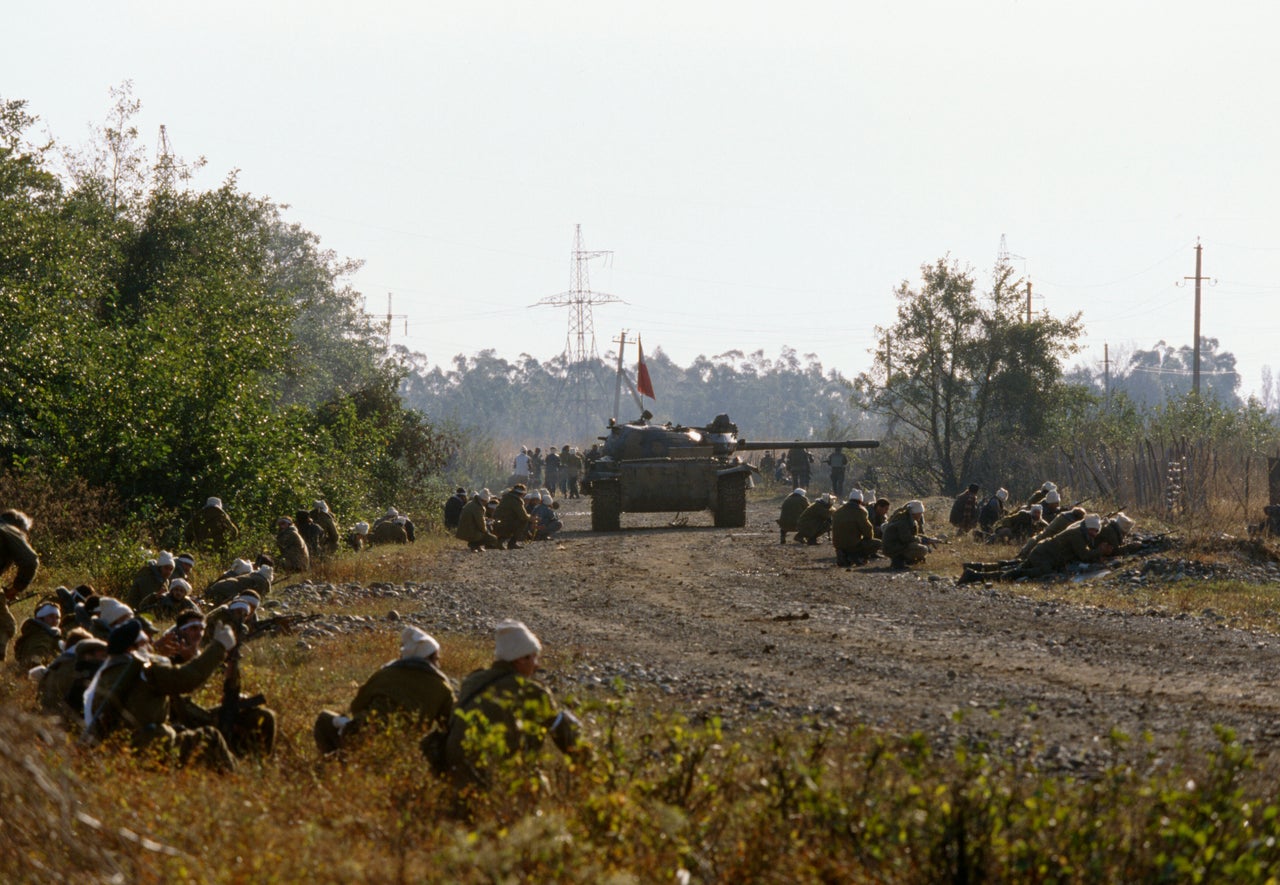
[7,1,1279,399]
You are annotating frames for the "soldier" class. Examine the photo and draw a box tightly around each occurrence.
[561,446,583,499]
[276,516,311,572]
[152,611,207,663]
[784,443,812,490]
[759,452,776,484]
[1003,514,1107,579]
[204,592,262,644]
[443,488,468,531]
[794,494,836,545]
[493,485,532,550]
[309,501,340,557]
[825,448,849,499]
[1040,488,1063,521]
[442,620,586,789]
[882,500,931,570]
[295,510,326,559]
[174,553,196,583]
[90,598,136,641]
[315,625,456,755]
[1027,481,1058,507]
[870,497,891,539]
[531,491,563,541]
[347,521,371,552]
[457,491,501,552]
[14,599,62,668]
[978,488,1008,533]
[530,447,544,487]
[125,551,174,609]
[776,488,810,545]
[84,618,240,770]
[138,577,201,620]
[184,497,239,553]
[36,631,106,726]
[371,508,416,545]
[949,483,981,533]
[1095,512,1137,553]
[543,447,561,498]
[988,504,1049,545]
[1016,505,1087,559]
[1,509,40,661]
[831,489,882,567]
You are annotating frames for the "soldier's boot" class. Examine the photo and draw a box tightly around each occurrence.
[889,557,907,571]
[779,529,787,545]
[957,568,985,585]
[506,537,523,550]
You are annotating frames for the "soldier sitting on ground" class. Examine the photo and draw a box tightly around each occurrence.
[443,488,468,531]
[371,508,416,545]
[309,500,340,557]
[126,551,175,609]
[986,504,1048,545]
[203,564,272,608]
[870,496,891,538]
[276,516,311,572]
[949,483,981,533]
[530,491,563,541]
[794,494,836,545]
[831,489,882,567]
[347,521,370,551]
[442,620,587,790]
[83,618,240,771]
[776,487,810,545]
[1016,505,1087,559]
[35,630,106,727]
[315,626,456,756]
[203,592,262,645]
[138,577,201,620]
[978,488,1008,534]
[14,599,63,668]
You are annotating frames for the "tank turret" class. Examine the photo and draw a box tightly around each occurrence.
[582,414,878,531]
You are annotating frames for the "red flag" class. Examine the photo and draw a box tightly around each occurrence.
[636,336,656,399]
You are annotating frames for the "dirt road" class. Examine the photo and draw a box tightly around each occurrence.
[414,497,1280,768]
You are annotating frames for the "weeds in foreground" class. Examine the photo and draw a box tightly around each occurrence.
[7,684,1280,883]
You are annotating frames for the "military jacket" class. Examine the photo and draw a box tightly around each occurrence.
[796,501,833,537]
[1023,522,1102,570]
[455,499,491,543]
[831,502,875,548]
[881,512,922,557]
[184,506,239,548]
[494,490,531,535]
[14,618,61,666]
[777,494,810,531]
[87,642,227,735]
[0,523,39,594]
[277,525,310,571]
[350,658,456,728]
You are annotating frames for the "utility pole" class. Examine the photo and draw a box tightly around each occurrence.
[384,293,409,348]
[1103,343,1110,409]
[613,330,627,421]
[1184,240,1207,396]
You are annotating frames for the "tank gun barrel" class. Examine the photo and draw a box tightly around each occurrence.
[735,439,879,452]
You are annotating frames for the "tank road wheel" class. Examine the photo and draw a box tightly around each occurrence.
[591,482,622,532]
[714,473,748,528]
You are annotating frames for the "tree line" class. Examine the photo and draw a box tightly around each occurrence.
[0,89,455,557]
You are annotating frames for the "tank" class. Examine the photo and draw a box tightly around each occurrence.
[581,413,879,531]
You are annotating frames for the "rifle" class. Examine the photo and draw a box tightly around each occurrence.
[243,612,324,644]
[216,643,267,751]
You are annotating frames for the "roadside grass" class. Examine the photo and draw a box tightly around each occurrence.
[7,652,1280,882]
[11,507,1280,880]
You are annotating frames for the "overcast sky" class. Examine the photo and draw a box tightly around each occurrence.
[7,1,1279,398]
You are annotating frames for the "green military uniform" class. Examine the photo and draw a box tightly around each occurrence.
[202,571,271,608]
[794,499,834,545]
[310,507,340,556]
[991,509,1049,544]
[456,498,500,550]
[830,501,882,566]
[314,658,456,754]
[184,504,239,551]
[85,642,235,770]
[493,489,531,548]
[203,602,256,644]
[882,508,929,567]
[1016,508,1086,559]
[776,491,810,543]
[1009,521,1102,578]
[126,561,170,609]
[561,449,583,497]
[371,515,411,544]
[37,649,79,718]
[1,521,39,660]
[137,590,201,621]
[277,523,310,571]
[13,617,61,668]
[444,660,581,789]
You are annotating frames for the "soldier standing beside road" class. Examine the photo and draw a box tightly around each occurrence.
[785,443,812,490]
[825,448,849,499]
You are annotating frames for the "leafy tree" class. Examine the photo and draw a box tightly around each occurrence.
[854,257,1084,494]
